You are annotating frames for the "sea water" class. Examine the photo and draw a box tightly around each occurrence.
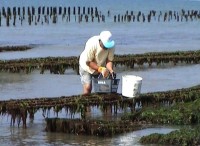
[0,0,200,145]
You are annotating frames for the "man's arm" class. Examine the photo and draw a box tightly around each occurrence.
[86,61,99,71]
[106,60,114,73]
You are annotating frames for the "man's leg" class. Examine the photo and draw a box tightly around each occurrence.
[79,66,92,94]
[83,83,92,95]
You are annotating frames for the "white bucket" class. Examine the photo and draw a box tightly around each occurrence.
[122,75,142,98]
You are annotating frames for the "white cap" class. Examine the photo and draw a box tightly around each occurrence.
[99,31,115,49]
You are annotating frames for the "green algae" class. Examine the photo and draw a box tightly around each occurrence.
[140,127,200,146]
[137,98,200,145]
[45,118,145,136]
[0,46,31,52]
[0,50,200,74]
[0,85,200,129]
[130,98,200,125]
[0,83,200,144]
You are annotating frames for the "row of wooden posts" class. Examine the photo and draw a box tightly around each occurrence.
[1,84,200,129]
[1,6,100,16]
[0,6,200,26]
[0,49,199,74]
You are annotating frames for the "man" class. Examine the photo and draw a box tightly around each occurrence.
[79,30,116,95]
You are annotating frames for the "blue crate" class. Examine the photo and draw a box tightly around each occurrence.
[92,78,120,93]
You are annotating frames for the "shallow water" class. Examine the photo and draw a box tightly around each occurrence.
[1,0,200,60]
[0,64,199,145]
[0,64,199,100]
[0,119,176,146]
[1,0,200,145]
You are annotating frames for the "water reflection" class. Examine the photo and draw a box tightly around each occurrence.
[0,64,200,100]
[0,64,199,145]
[43,126,176,146]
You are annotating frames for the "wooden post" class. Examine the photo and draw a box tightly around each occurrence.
[42,6,45,15]
[18,7,20,16]
[32,7,35,15]
[0,12,1,26]
[59,7,62,15]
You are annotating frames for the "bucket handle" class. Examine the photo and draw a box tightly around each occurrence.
[98,73,113,79]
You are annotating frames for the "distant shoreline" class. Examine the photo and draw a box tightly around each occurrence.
[0,45,32,52]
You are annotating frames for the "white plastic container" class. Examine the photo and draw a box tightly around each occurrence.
[122,75,142,98]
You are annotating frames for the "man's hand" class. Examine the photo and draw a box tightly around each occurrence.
[102,69,109,78]
[111,72,116,79]
[98,67,109,78]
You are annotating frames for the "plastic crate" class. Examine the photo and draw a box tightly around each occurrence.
[92,78,120,93]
